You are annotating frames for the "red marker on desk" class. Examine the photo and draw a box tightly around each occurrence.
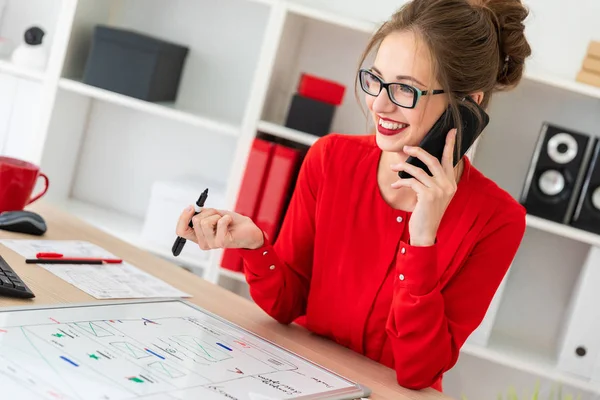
[26,252,123,265]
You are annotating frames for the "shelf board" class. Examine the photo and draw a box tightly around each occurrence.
[219,267,247,283]
[285,2,376,34]
[58,79,241,137]
[462,337,600,395]
[257,120,319,145]
[524,71,600,100]
[0,59,46,82]
[247,0,277,5]
[526,214,600,247]
[53,198,208,273]
[57,198,145,248]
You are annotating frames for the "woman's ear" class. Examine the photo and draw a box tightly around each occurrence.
[469,91,484,105]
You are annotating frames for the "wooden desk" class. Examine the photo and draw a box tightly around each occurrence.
[0,202,454,400]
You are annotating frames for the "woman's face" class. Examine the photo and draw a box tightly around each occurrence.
[365,30,448,153]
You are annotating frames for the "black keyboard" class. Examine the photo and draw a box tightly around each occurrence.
[0,255,35,298]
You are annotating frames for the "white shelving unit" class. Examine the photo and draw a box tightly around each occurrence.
[61,198,144,248]
[525,70,600,100]
[2,0,600,398]
[461,338,600,395]
[58,79,241,137]
[0,58,46,81]
[258,120,319,146]
[285,2,376,34]
[526,215,600,248]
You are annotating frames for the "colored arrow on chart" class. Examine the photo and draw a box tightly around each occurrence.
[60,356,79,367]
[234,340,250,348]
[52,333,64,338]
[228,368,244,375]
[127,376,144,383]
[216,343,232,351]
[145,348,165,360]
[0,329,7,334]
[89,354,100,360]
[47,390,63,399]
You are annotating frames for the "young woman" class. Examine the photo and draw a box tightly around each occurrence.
[176,0,532,392]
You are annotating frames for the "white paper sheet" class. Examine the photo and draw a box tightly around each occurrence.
[0,240,191,300]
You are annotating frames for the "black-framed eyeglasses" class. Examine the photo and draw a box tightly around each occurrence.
[358,69,445,109]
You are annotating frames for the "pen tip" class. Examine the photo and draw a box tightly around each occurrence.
[196,188,209,207]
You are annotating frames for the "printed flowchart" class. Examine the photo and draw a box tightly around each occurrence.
[0,300,366,400]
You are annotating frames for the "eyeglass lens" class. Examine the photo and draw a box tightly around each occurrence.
[360,70,416,108]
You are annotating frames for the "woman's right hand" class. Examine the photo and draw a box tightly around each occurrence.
[176,206,265,250]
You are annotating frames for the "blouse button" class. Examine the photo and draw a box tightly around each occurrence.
[396,216,403,223]
[399,274,405,281]
[262,251,268,256]
[401,247,406,254]
[269,265,276,270]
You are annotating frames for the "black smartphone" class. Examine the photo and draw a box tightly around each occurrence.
[399,96,490,179]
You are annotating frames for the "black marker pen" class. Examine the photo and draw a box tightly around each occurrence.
[171,188,208,257]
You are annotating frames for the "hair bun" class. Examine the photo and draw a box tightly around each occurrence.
[484,0,532,89]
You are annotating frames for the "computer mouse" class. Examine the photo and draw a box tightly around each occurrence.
[0,210,47,236]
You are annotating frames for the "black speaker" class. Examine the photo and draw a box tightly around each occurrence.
[570,138,600,233]
[520,123,596,224]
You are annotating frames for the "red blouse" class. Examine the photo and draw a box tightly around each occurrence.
[238,133,526,391]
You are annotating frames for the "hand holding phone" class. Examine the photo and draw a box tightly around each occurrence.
[391,97,490,246]
[398,97,490,179]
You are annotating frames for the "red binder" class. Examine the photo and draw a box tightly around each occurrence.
[221,138,275,272]
[254,144,302,242]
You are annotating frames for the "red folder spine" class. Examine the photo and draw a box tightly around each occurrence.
[254,144,302,242]
[221,139,275,272]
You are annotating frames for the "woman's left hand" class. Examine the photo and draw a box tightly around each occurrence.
[390,129,458,247]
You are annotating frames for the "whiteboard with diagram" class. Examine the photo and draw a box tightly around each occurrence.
[0,299,370,400]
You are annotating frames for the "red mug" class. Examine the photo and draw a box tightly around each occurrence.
[0,156,49,213]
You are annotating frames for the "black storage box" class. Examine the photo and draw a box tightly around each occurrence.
[285,94,336,137]
[83,25,189,102]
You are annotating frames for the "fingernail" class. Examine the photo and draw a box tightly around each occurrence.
[404,145,412,151]
[186,205,193,212]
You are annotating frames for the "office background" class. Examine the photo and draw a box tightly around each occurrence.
[1,0,600,398]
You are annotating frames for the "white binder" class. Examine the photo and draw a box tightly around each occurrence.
[557,246,600,379]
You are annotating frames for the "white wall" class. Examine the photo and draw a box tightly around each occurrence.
[522,0,600,80]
